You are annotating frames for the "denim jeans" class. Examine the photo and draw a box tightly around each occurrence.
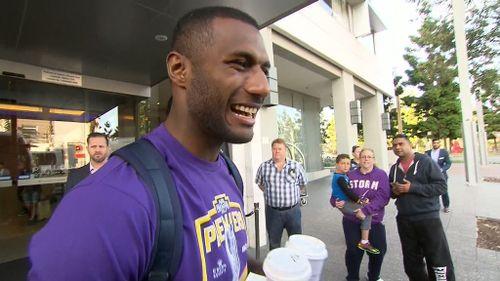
[265,204,302,250]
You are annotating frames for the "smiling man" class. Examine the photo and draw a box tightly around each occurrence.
[29,6,270,281]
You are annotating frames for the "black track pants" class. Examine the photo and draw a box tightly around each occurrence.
[396,217,455,281]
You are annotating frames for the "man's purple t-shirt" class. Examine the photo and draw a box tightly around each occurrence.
[28,125,249,281]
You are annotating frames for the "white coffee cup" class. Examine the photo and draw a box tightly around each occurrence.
[263,247,311,281]
[285,235,328,281]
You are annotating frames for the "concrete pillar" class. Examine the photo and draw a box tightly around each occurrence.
[331,71,358,155]
[361,92,389,170]
[303,97,321,172]
[476,98,488,165]
[452,0,479,185]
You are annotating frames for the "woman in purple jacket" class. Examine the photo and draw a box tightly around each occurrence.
[331,148,391,281]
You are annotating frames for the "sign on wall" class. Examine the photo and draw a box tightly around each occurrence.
[42,69,82,87]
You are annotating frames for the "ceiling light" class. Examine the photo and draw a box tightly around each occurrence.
[49,108,84,116]
[0,104,43,113]
[154,34,168,42]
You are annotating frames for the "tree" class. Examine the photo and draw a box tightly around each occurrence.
[1,118,11,132]
[320,110,336,156]
[386,75,405,139]
[138,100,152,137]
[403,15,462,139]
[277,108,303,162]
[403,0,499,141]
[466,1,499,149]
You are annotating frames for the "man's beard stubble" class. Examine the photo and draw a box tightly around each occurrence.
[91,154,106,164]
[188,68,254,144]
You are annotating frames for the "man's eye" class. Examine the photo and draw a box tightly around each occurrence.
[231,60,248,69]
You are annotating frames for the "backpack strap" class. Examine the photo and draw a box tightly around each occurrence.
[220,152,243,196]
[112,138,183,281]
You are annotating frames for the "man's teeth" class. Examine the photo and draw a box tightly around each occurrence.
[234,105,257,114]
[234,105,257,117]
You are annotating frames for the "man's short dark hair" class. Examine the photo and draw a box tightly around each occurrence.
[393,133,410,142]
[336,154,350,163]
[171,6,259,61]
[87,132,109,146]
[432,138,440,142]
[351,145,360,153]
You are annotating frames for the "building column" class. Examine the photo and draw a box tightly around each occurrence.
[361,92,389,170]
[331,71,359,155]
[231,27,277,249]
[302,98,321,172]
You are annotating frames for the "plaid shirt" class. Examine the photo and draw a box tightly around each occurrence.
[255,158,307,208]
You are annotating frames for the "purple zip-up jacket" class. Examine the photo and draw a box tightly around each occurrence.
[331,167,390,224]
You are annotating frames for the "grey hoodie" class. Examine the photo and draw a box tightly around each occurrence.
[389,152,447,221]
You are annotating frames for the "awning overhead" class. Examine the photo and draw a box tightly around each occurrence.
[0,75,134,122]
[0,0,315,86]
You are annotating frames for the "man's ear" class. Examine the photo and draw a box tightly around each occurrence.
[166,51,189,87]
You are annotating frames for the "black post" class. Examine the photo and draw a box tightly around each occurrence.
[254,202,260,260]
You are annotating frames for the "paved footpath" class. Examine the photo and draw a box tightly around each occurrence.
[256,162,500,281]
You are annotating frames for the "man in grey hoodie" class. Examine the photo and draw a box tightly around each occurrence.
[389,134,454,281]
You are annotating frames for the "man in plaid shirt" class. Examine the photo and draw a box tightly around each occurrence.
[255,138,308,250]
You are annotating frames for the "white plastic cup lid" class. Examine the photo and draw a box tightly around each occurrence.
[263,247,312,281]
[285,234,328,260]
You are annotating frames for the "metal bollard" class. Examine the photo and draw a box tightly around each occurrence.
[254,202,260,260]
[245,202,261,260]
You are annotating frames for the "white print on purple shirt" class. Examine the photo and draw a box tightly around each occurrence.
[213,259,227,279]
[349,179,380,190]
[224,224,240,281]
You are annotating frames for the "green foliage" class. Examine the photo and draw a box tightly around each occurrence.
[386,76,405,139]
[1,119,11,132]
[466,1,500,142]
[320,108,337,166]
[277,107,304,162]
[321,113,336,155]
[402,0,498,141]
[138,100,152,137]
[396,94,424,140]
[319,108,331,144]
[403,16,462,139]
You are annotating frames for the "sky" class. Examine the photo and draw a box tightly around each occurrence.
[321,0,421,118]
[369,0,420,77]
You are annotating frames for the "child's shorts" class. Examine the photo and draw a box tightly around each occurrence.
[22,186,41,204]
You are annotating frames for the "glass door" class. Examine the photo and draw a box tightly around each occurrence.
[0,75,142,277]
